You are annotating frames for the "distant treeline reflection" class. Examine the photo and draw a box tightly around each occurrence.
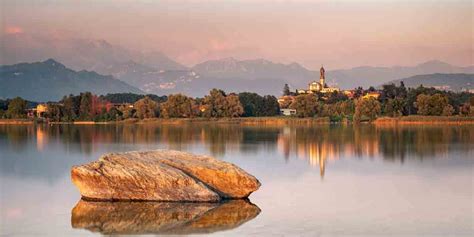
[2,124,472,162]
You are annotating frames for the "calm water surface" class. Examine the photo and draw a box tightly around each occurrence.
[1,124,473,236]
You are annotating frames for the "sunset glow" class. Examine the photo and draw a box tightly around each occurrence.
[1,0,472,69]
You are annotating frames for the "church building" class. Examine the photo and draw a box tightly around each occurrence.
[297,66,340,94]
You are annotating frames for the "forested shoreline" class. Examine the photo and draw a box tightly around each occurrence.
[1,83,473,123]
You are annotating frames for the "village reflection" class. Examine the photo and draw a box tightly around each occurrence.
[277,125,473,177]
[1,124,473,178]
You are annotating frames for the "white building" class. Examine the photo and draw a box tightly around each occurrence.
[280,108,296,116]
[297,66,339,94]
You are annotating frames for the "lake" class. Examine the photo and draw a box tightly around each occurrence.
[1,123,473,236]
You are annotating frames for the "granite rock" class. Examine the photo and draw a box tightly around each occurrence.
[71,150,260,201]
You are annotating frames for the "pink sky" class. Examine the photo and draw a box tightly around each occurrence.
[1,0,472,69]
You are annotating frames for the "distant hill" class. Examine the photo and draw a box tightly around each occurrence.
[187,58,315,96]
[0,59,143,102]
[102,60,199,95]
[3,33,474,96]
[135,58,474,97]
[1,33,187,74]
[183,58,474,96]
[383,73,474,91]
[102,57,316,97]
[327,60,474,89]
[192,58,314,83]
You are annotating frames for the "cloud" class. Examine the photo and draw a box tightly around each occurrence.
[4,26,24,34]
[173,39,262,66]
[209,39,235,51]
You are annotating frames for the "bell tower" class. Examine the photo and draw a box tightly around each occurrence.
[319,66,325,87]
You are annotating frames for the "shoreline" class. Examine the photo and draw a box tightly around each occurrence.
[373,116,474,125]
[1,116,474,125]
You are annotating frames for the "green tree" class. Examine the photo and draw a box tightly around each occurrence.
[415,93,449,116]
[354,97,381,122]
[262,95,280,116]
[278,96,293,109]
[202,89,229,118]
[442,104,454,116]
[415,94,430,115]
[46,103,63,122]
[459,103,470,116]
[6,97,27,119]
[223,94,244,117]
[353,87,364,99]
[459,102,474,116]
[0,99,8,111]
[93,107,113,122]
[79,92,93,120]
[326,91,349,104]
[283,84,290,96]
[118,104,135,119]
[61,95,79,121]
[238,92,281,117]
[380,82,407,104]
[238,92,262,117]
[384,98,407,117]
[201,89,244,118]
[107,107,122,120]
[406,85,441,114]
[321,100,354,118]
[0,99,9,119]
[101,93,167,104]
[160,94,197,118]
[289,94,320,118]
[134,96,159,119]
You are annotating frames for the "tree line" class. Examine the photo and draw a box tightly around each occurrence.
[1,83,473,122]
[280,82,474,122]
[0,89,280,121]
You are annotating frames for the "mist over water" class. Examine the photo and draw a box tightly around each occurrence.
[1,124,473,236]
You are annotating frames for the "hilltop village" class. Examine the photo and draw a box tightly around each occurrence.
[277,66,381,116]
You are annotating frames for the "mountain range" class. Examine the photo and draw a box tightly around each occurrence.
[1,34,473,97]
[1,33,187,74]
[385,74,474,91]
[0,59,142,102]
[183,58,474,96]
[328,60,474,89]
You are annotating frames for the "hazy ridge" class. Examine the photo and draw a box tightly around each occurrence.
[0,59,143,101]
[2,34,473,98]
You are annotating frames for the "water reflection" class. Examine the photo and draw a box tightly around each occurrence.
[71,199,260,235]
[1,124,472,180]
[1,124,473,236]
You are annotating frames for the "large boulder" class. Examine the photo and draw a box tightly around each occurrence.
[71,150,260,202]
[71,199,261,235]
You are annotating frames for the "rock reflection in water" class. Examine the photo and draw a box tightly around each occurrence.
[71,199,261,235]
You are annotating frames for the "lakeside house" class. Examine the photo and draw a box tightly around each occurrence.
[362,92,381,99]
[343,90,356,99]
[111,103,134,109]
[277,95,295,106]
[280,108,297,116]
[27,104,49,118]
[36,104,48,117]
